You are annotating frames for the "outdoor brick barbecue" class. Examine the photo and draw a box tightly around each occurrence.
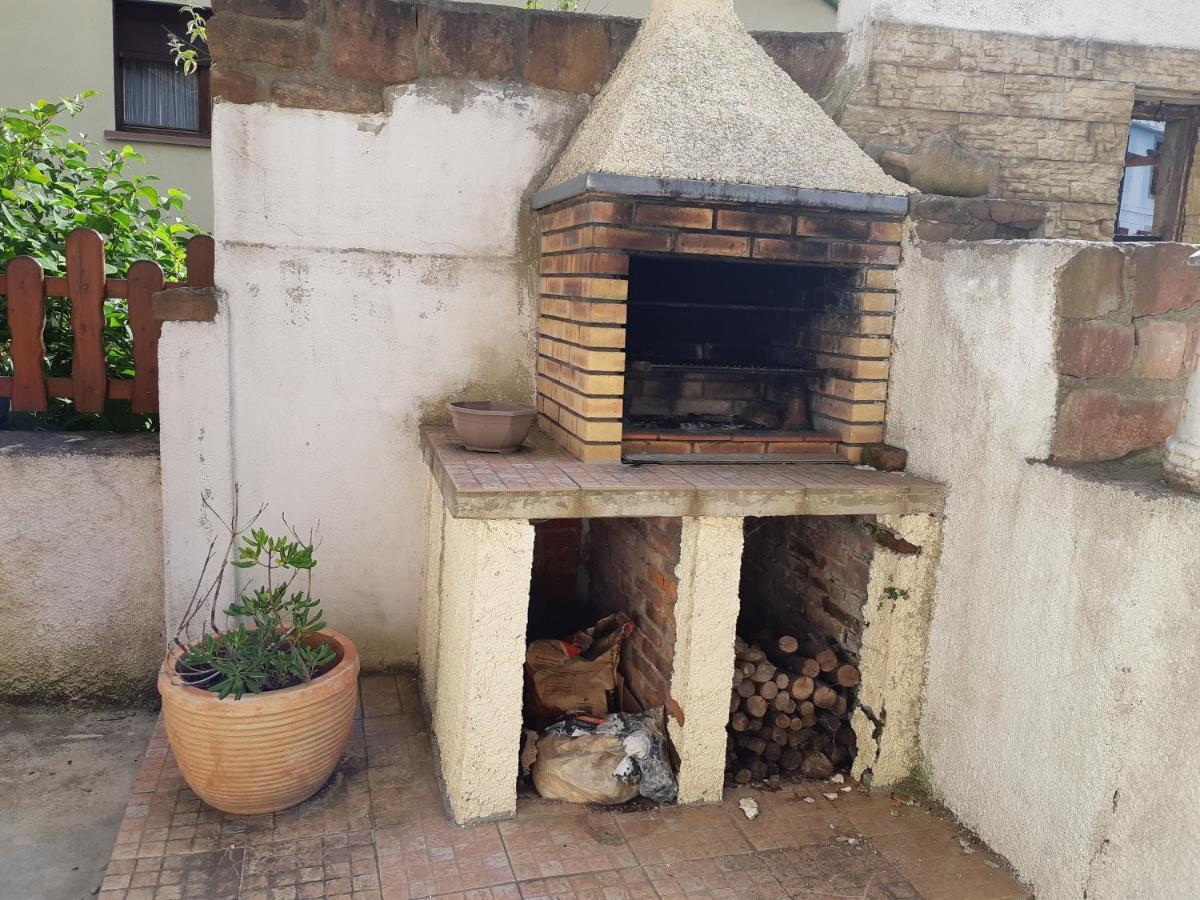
[414,0,939,827]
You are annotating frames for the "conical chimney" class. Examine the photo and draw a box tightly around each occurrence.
[538,0,908,204]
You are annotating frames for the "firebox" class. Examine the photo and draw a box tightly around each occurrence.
[532,179,906,464]
[622,255,857,462]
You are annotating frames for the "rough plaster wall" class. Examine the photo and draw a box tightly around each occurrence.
[431,515,535,825]
[211,82,586,668]
[668,516,744,804]
[0,436,165,704]
[158,300,237,640]
[887,240,1200,899]
[417,471,446,716]
[837,0,1200,49]
[851,513,943,787]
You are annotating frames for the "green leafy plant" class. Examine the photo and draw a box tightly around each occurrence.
[174,490,336,700]
[168,5,209,75]
[0,92,200,430]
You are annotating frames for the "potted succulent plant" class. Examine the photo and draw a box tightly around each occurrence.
[158,491,360,815]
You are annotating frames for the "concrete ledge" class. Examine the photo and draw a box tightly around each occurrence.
[0,431,160,458]
[531,172,912,215]
[153,286,220,322]
[421,426,944,519]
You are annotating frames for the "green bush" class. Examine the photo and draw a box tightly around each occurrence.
[0,92,201,430]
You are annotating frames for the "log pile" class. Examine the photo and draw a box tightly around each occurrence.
[727,633,860,784]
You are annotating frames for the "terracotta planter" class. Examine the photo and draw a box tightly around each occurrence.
[448,400,537,452]
[158,629,360,815]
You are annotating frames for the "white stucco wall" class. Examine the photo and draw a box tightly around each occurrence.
[0,434,165,703]
[837,0,1200,49]
[208,82,586,668]
[887,240,1200,900]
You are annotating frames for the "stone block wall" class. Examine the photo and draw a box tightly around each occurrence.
[208,0,847,114]
[1052,243,1200,462]
[837,21,1200,240]
[586,516,682,710]
[739,515,876,656]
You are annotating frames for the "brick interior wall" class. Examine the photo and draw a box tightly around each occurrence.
[836,21,1200,240]
[1053,243,1200,463]
[739,516,875,657]
[208,0,846,115]
[585,517,683,711]
[528,519,585,640]
[537,196,902,462]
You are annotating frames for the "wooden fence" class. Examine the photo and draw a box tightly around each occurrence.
[0,228,214,415]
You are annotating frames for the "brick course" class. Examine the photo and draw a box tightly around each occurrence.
[586,517,683,711]
[739,515,875,657]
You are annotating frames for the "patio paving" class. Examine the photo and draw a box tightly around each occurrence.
[97,675,1031,900]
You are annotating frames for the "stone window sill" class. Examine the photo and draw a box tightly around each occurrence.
[104,129,211,148]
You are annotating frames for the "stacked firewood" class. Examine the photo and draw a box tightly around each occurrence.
[727,633,860,784]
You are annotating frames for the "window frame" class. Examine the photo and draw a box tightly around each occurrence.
[111,0,211,141]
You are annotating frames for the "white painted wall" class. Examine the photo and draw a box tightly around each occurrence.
[0,434,165,703]
[0,0,212,228]
[205,82,586,668]
[887,240,1200,900]
[472,0,837,30]
[837,0,1200,49]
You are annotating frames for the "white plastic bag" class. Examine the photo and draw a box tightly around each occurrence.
[531,733,640,805]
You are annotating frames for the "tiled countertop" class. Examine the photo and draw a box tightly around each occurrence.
[421,426,944,519]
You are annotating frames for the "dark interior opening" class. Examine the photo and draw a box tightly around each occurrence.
[728,515,873,783]
[622,255,857,457]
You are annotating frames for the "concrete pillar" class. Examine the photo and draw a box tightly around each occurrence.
[156,290,236,641]
[669,516,745,804]
[1164,339,1200,493]
[431,514,535,825]
[852,512,944,786]
[1165,252,1200,493]
[417,471,446,717]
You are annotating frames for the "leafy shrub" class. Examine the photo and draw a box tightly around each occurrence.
[0,92,200,430]
[175,494,336,700]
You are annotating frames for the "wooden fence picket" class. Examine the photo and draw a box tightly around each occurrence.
[187,234,215,287]
[65,228,109,413]
[5,256,48,412]
[127,260,165,414]
[1,231,215,417]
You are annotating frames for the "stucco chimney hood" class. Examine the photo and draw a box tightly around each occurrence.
[532,0,910,214]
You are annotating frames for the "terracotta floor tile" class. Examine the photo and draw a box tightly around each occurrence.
[869,823,1028,897]
[499,810,637,881]
[616,803,752,866]
[517,866,656,899]
[760,839,921,899]
[99,676,1031,900]
[430,886,521,900]
[724,786,861,851]
[376,818,513,898]
[360,676,404,719]
[644,853,789,899]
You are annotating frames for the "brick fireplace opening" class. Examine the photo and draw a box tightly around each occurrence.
[534,183,905,464]
[622,256,858,462]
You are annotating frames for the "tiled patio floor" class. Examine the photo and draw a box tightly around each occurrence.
[98,675,1031,900]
